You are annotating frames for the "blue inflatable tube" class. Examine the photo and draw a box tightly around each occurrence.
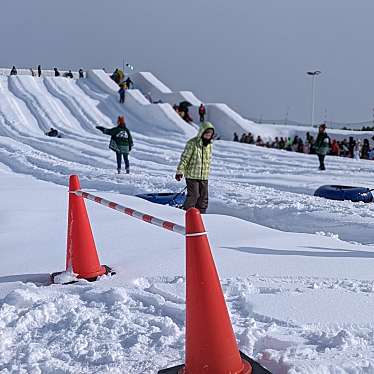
[136,192,186,208]
[314,185,373,203]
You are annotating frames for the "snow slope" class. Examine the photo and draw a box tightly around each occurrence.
[2,171,374,373]
[131,71,259,139]
[2,71,374,373]
[1,72,374,243]
[87,70,196,138]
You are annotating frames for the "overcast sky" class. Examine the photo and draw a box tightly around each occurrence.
[2,0,374,123]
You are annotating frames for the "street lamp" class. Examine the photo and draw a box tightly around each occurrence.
[307,70,322,127]
[122,58,134,73]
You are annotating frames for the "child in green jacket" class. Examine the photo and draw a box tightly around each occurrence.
[175,122,215,213]
[96,116,133,174]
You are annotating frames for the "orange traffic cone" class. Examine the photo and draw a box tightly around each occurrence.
[158,208,271,374]
[52,175,112,283]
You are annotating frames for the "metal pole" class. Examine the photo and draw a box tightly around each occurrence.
[311,75,316,127]
[285,106,289,125]
[71,190,186,236]
[307,71,321,127]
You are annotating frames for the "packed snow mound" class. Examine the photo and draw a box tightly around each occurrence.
[6,70,195,141]
[129,71,267,139]
[3,276,374,373]
[1,74,374,243]
[86,69,196,138]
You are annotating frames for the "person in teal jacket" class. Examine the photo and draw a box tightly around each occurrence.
[175,121,215,213]
[96,116,133,174]
[314,123,330,170]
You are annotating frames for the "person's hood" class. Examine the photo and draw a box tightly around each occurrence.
[197,121,215,138]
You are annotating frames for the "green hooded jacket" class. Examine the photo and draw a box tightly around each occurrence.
[315,132,330,155]
[100,125,133,154]
[177,122,215,180]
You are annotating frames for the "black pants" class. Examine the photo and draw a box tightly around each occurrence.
[119,94,125,104]
[116,152,129,171]
[184,179,209,214]
[318,154,326,170]
[199,114,205,122]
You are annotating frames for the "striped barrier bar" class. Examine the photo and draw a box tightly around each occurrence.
[72,190,186,236]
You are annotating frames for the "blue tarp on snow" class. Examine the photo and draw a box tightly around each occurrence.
[136,192,186,208]
[314,185,373,203]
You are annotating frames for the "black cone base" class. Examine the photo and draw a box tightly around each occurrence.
[157,351,272,373]
[50,265,116,285]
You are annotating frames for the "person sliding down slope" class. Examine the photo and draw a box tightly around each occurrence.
[96,116,133,174]
[175,121,215,214]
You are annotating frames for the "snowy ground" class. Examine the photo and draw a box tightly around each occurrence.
[1,73,374,373]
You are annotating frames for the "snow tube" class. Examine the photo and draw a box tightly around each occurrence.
[314,185,373,203]
[136,192,186,208]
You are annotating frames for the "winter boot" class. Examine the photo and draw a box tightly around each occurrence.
[125,168,130,174]
[117,168,121,174]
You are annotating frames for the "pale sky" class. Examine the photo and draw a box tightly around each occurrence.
[2,0,374,123]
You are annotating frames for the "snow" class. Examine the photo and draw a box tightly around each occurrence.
[1,71,374,373]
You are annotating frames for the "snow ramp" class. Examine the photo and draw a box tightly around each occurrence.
[131,71,258,139]
[86,70,196,139]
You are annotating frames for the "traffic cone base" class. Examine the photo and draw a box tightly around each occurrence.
[77,264,107,280]
[51,265,115,285]
[52,175,115,284]
[158,352,271,374]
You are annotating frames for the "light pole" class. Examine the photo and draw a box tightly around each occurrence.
[307,70,322,127]
[122,59,134,74]
[285,105,290,125]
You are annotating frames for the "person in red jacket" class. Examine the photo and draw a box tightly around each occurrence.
[198,104,206,122]
[330,139,340,156]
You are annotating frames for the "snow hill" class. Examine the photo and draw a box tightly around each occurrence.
[1,70,374,373]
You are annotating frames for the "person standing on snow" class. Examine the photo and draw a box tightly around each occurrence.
[38,65,42,77]
[65,70,73,78]
[54,68,60,77]
[118,84,126,104]
[96,116,133,174]
[175,122,215,214]
[198,103,206,122]
[314,123,330,170]
[10,66,17,75]
[353,140,361,160]
[125,77,133,89]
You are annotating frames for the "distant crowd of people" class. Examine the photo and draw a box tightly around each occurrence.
[234,131,373,159]
[9,65,85,79]
[234,123,374,170]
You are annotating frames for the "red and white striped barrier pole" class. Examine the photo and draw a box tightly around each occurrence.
[71,190,186,236]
